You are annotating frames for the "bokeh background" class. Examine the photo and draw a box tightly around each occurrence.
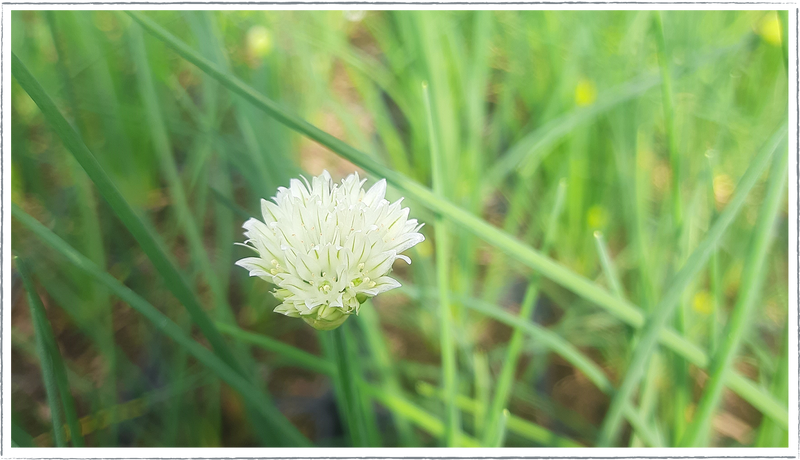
[10,10,789,448]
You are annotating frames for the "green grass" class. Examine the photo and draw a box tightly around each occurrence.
[11,10,788,447]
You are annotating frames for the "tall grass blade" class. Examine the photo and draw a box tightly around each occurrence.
[755,326,789,447]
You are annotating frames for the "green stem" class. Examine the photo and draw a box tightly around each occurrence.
[356,305,418,445]
[331,325,369,446]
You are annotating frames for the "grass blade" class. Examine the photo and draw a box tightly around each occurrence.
[484,178,566,445]
[491,410,510,447]
[12,418,35,448]
[11,52,298,445]
[215,322,333,375]
[12,205,312,447]
[472,350,490,440]
[416,381,583,448]
[405,286,658,446]
[653,11,682,231]
[681,146,788,446]
[15,256,68,447]
[596,126,787,446]
[423,80,459,446]
[593,231,625,299]
[15,255,85,447]
[359,382,480,447]
[755,326,789,447]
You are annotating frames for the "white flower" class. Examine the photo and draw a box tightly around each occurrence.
[235,171,425,330]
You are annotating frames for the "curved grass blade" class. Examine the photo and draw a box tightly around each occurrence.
[12,205,312,447]
[11,52,293,444]
[596,126,787,446]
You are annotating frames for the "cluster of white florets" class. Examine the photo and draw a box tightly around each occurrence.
[236,171,424,330]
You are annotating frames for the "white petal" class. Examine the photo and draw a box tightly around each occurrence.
[361,276,401,296]
[365,250,397,277]
[363,178,387,205]
[274,303,302,318]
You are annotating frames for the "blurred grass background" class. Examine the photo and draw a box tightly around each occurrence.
[10,9,789,448]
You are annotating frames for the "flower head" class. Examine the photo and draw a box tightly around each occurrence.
[236,171,425,330]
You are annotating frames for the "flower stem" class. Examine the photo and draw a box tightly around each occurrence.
[331,324,369,446]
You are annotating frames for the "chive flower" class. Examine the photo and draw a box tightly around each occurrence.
[236,171,425,330]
